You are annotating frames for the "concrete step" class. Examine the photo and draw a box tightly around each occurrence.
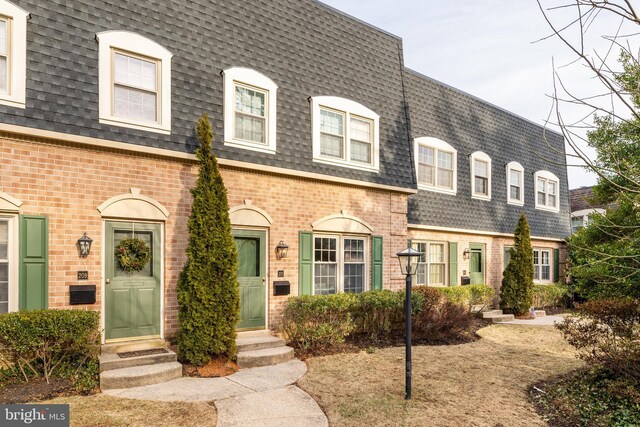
[99,349,177,372]
[236,329,274,339]
[101,338,167,355]
[489,314,516,323]
[534,310,547,317]
[482,310,503,318]
[237,335,286,352]
[237,346,295,369]
[100,361,182,390]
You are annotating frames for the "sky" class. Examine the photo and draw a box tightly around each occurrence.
[319,0,631,189]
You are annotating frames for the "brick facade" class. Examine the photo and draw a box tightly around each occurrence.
[1,134,409,338]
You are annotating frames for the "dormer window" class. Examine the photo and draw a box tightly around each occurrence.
[506,161,525,205]
[414,137,457,195]
[470,151,491,200]
[0,0,28,109]
[534,170,560,212]
[223,67,278,154]
[311,96,380,172]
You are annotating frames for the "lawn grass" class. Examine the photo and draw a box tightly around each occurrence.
[42,394,216,427]
[298,324,582,427]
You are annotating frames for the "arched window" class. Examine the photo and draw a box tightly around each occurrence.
[0,0,28,108]
[506,161,524,205]
[470,151,492,200]
[534,170,560,212]
[414,137,457,195]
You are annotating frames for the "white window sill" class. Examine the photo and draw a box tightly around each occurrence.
[99,117,170,135]
[472,194,491,201]
[312,157,379,173]
[0,96,25,109]
[507,199,525,206]
[417,183,456,196]
[224,139,276,155]
[535,205,560,213]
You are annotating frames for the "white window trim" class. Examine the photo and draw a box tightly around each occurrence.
[534,170,560,213]
[223,67,278,154]
[470,151,491,201]
[310,96,380,172]
[312,233,369,295]
[412,240,448,287]
[96,31,172,134]
[533,248,553,283]
[0,214,18,312]
[414,137,457,195]
[506,161,525,206]
[0,1,28,109]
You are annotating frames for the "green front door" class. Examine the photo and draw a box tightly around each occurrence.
[233,229,266,330]
[469,243,485,285]
[105,221,161,340]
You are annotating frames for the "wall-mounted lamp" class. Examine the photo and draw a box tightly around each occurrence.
[275,240,289,259]
[463,248,470,260]
[77,233,93,257]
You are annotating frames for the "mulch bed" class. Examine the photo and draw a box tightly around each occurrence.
[183,357,239,378]
[0,378,80,404]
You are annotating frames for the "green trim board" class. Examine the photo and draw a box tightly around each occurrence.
[371,236,383,290]
[298,231,313,296]
[19,215,48,310]
[449,242,458,286]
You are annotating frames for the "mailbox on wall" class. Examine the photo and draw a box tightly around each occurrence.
[273,281,291,296]
[69,285,96,305]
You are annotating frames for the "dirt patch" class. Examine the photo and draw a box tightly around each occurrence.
[0,378,82,404]
[44,394,216,427]
[298,324,583,427]
[117,348,168,358]
[183,357,239,378]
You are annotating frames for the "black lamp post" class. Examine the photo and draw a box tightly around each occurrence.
[396,247,423,400]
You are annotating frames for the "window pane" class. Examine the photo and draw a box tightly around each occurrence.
[418,164,434,185]
[235,113,265,144]
[344,239,364,263]
[429,264,444,286]
[415,263,427,286]
[314,237,337,263]
[0,20,6,56]
[475,160,488,178]
[537,178,546,193]
[437,168,453,189]
[510,170,521,187]
[320,133,344,158]
[429,244,444,263]
[114,53,157,91]
[350,117,371,142]
[475,177,488,195]
[418,146,434,166]
[235,86,265,117]
[549,194,557,208]
[314,264,337,295]
[0,221,7,260]
[510,185,520,201]
[114,86,157,122]
[438,151,453,170]
[542,266,550,281]
[534,265,540,281]
[0,57,7,94]
[548,181,557,195]
[0,263,7,282]
[344,264,364,293]
[542,251,550,265]
[537,191,546,206]
[350,140,371,164]
[320,109,344,136]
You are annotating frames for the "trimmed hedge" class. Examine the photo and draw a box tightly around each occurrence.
[280,286,481,352]
[532,284,570,309]
[436,285,494,309]
[0,310,100,390]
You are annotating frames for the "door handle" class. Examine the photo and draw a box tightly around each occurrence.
[262,277,266,283]
[106,279,111,285]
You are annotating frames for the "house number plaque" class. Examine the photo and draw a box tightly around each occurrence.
[77,271,89,280]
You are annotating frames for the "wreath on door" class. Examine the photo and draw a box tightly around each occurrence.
[115,237,151,273]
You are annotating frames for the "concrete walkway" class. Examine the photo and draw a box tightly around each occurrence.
[104,360,328,427]
[500,314,566,326]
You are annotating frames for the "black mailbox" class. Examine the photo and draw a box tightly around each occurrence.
[273,281,291,296]
[461,276,471,286]
[70,285,96,305]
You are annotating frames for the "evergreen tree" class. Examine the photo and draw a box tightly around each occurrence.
[500,213,534,316]
[177,113,239,365]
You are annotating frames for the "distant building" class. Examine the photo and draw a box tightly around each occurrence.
[569,187,606,233]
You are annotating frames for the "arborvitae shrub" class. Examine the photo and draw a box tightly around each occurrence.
[500,213,534,315]
[177,114,240,366]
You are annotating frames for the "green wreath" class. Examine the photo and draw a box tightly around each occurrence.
[115,238,151,273]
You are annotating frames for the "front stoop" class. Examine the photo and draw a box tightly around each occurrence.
[100,341,182,390]
[236,332,295,369]
[482,309,516,323]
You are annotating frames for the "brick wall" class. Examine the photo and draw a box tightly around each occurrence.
[0,134,408,337]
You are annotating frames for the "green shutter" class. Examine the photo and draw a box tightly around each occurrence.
[298,231,313,296]
[449,242,458,286]
[371,236,383,290]
[553,248,560,282]
[19,215,48,310]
